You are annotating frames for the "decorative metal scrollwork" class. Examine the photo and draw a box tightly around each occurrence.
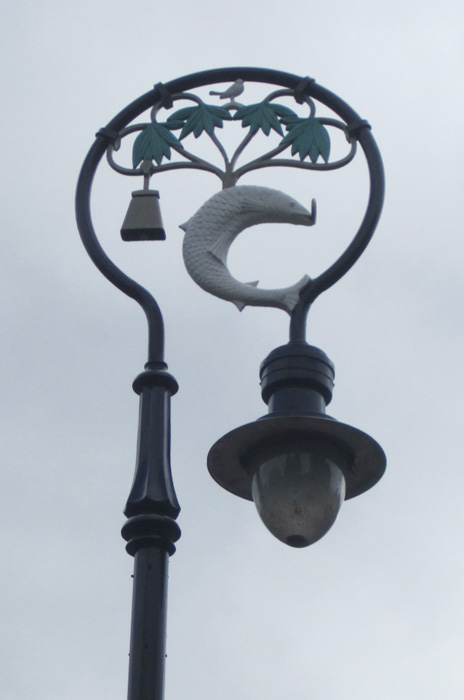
[107,82,357,189]
[76,68,384,365]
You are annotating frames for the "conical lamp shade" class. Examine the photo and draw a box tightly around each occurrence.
[121,190,166,241]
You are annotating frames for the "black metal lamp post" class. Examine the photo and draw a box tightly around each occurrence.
[76,67,386,700]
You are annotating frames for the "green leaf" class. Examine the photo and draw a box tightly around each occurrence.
[132,124,183,167]
[280,117,330,163]
[166,104,231,139]
[233,102,297,136]
[161,119,184,131]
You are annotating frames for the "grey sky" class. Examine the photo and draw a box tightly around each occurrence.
[1,1,464,699]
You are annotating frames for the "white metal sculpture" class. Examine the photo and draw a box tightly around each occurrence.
[180,185,316,313]
[209,78,245,107]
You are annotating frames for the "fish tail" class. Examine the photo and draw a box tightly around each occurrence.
[281,275,311,313]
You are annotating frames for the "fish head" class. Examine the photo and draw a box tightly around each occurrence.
[236,187,316,227]
[268,190,316,227]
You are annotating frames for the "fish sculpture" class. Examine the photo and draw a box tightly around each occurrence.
[180,185,316,313]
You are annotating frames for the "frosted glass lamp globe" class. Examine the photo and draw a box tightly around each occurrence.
[250,442,347,547]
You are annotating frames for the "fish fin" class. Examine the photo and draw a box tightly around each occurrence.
[208,237,230,263]
[231,283,258,312]
[207,250,226,266]
[179,219,190,232]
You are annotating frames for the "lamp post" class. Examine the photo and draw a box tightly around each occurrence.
[76,67,386,700]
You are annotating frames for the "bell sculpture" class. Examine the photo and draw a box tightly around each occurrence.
[121,189,166,241]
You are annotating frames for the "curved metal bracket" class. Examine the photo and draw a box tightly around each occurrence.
[289,119,384,342]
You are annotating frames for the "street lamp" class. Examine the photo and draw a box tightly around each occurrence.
[76,67,386,700]
[208,342,385,548]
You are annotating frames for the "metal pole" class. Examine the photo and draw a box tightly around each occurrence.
[127,548,170,700]
[121,369,181,700]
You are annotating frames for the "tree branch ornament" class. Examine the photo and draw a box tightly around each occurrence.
[108,84,356,186]
[77,68,384,366]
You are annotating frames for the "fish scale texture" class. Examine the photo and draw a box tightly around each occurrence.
[181,186,312,313]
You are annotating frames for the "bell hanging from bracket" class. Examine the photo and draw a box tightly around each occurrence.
[120,189,166,242]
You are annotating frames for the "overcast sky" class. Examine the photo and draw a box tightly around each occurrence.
[1,1,464,699]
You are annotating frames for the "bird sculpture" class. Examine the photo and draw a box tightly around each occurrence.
[180,185,316,313]
[209,79,245,106]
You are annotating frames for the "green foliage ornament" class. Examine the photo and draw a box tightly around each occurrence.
[167,104,232,139]
[116,86,351,183]
[280,116,331,163]
[132,124,183,167]
[233,102,297,136]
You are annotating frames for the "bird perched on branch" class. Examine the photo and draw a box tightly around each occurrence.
[209,79,244,105]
